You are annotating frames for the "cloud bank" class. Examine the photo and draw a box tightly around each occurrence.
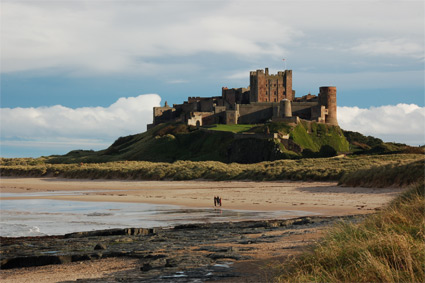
[1,96,424,157]
[2,1,423,75]
[1,94,161,156]
[338,104,425,145]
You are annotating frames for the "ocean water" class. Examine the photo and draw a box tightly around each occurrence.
[0,193,317,237]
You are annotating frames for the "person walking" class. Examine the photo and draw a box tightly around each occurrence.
[214,196,217,207]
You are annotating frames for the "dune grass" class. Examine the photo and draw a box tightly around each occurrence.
[339,159,425,188]
[1,154,423,187]
[270,181,425,282]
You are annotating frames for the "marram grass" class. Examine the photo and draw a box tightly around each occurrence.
[1,153,423,187]
[270,181,425,282]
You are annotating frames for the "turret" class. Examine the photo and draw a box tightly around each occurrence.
[319,86,338,126]
[282,99,292,117]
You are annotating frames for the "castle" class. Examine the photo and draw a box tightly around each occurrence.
[147,68,337,129]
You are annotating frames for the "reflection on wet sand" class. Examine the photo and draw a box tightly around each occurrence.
[1,197,317,237]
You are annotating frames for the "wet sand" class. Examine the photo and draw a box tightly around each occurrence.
[1,177,401,216]
[0,177,403,282]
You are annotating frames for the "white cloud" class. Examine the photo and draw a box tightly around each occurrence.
[350,38,424,59]
[167,80,190,84]
[226,71,249,80]
[1,1,301,74]
[338,104,425,145]
[5,0,422,76]
[0,94,161,153]
[296,70,424,90]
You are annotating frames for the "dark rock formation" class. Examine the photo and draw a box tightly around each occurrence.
[1,215,362,282]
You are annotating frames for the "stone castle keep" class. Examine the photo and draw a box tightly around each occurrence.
[148,68,337,129]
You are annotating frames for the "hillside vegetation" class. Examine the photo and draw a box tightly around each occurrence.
[1,154,423,188]
[271,181,425,282]
[9,121,419,165]
[2,121,423,186]
[35,121,353,164]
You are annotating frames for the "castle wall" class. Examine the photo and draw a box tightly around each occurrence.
[222,88,236,105]
[238,102,277,124]
[181,102,198,113]
[202,113,218,125]
[225,110,238,124]
[153,106,175,124]
[291,102,319,120]
[200,99,214,112]
[311,105,326,123]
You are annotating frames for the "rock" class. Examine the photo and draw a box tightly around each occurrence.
[65,227,156,238]
[94,243,106,250]
[89,253,103,259]
[0,214,359,282]
[207,253,243,260]
[141,263,152,271]
[114,237,133,243]
[292,217,312,225]
[194,246,233,253]
[165,258,177,267]
[71,254,91,262]
[1,255,65,269]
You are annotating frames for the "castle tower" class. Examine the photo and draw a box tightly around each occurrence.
[249,68,293,103]
[319,86,338,126]
[283,70,293,101]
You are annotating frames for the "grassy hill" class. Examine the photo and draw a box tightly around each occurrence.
[5,121,421,165]
[4,120,423,184]
[46,121,353,164]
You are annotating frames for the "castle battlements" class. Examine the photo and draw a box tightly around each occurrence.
[147,69,337,129]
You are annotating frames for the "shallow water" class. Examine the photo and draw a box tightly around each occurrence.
[0,193,318,237]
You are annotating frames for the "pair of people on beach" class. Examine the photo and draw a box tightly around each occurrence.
[214,196,222,207]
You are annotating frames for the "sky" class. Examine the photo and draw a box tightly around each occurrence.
[1,0,424,157]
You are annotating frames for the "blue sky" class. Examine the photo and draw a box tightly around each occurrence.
[1,0,424,157]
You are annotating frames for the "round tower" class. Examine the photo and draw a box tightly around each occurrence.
[319,86,338,126]
[282,99,292,117]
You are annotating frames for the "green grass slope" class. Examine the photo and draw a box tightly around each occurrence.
[291,121,350,153]
[43,121,423,164]
[46,121,351,164]
[49,123,235,163]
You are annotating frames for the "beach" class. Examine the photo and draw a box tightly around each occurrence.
[0,177,400,215]
[0,177,402,282]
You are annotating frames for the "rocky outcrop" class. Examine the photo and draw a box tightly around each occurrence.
[0,215,362,281]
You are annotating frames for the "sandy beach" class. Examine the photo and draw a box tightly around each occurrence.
[0,177,401,216]
[0,177,403,282]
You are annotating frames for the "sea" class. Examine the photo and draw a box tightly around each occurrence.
[0,191,317,237]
